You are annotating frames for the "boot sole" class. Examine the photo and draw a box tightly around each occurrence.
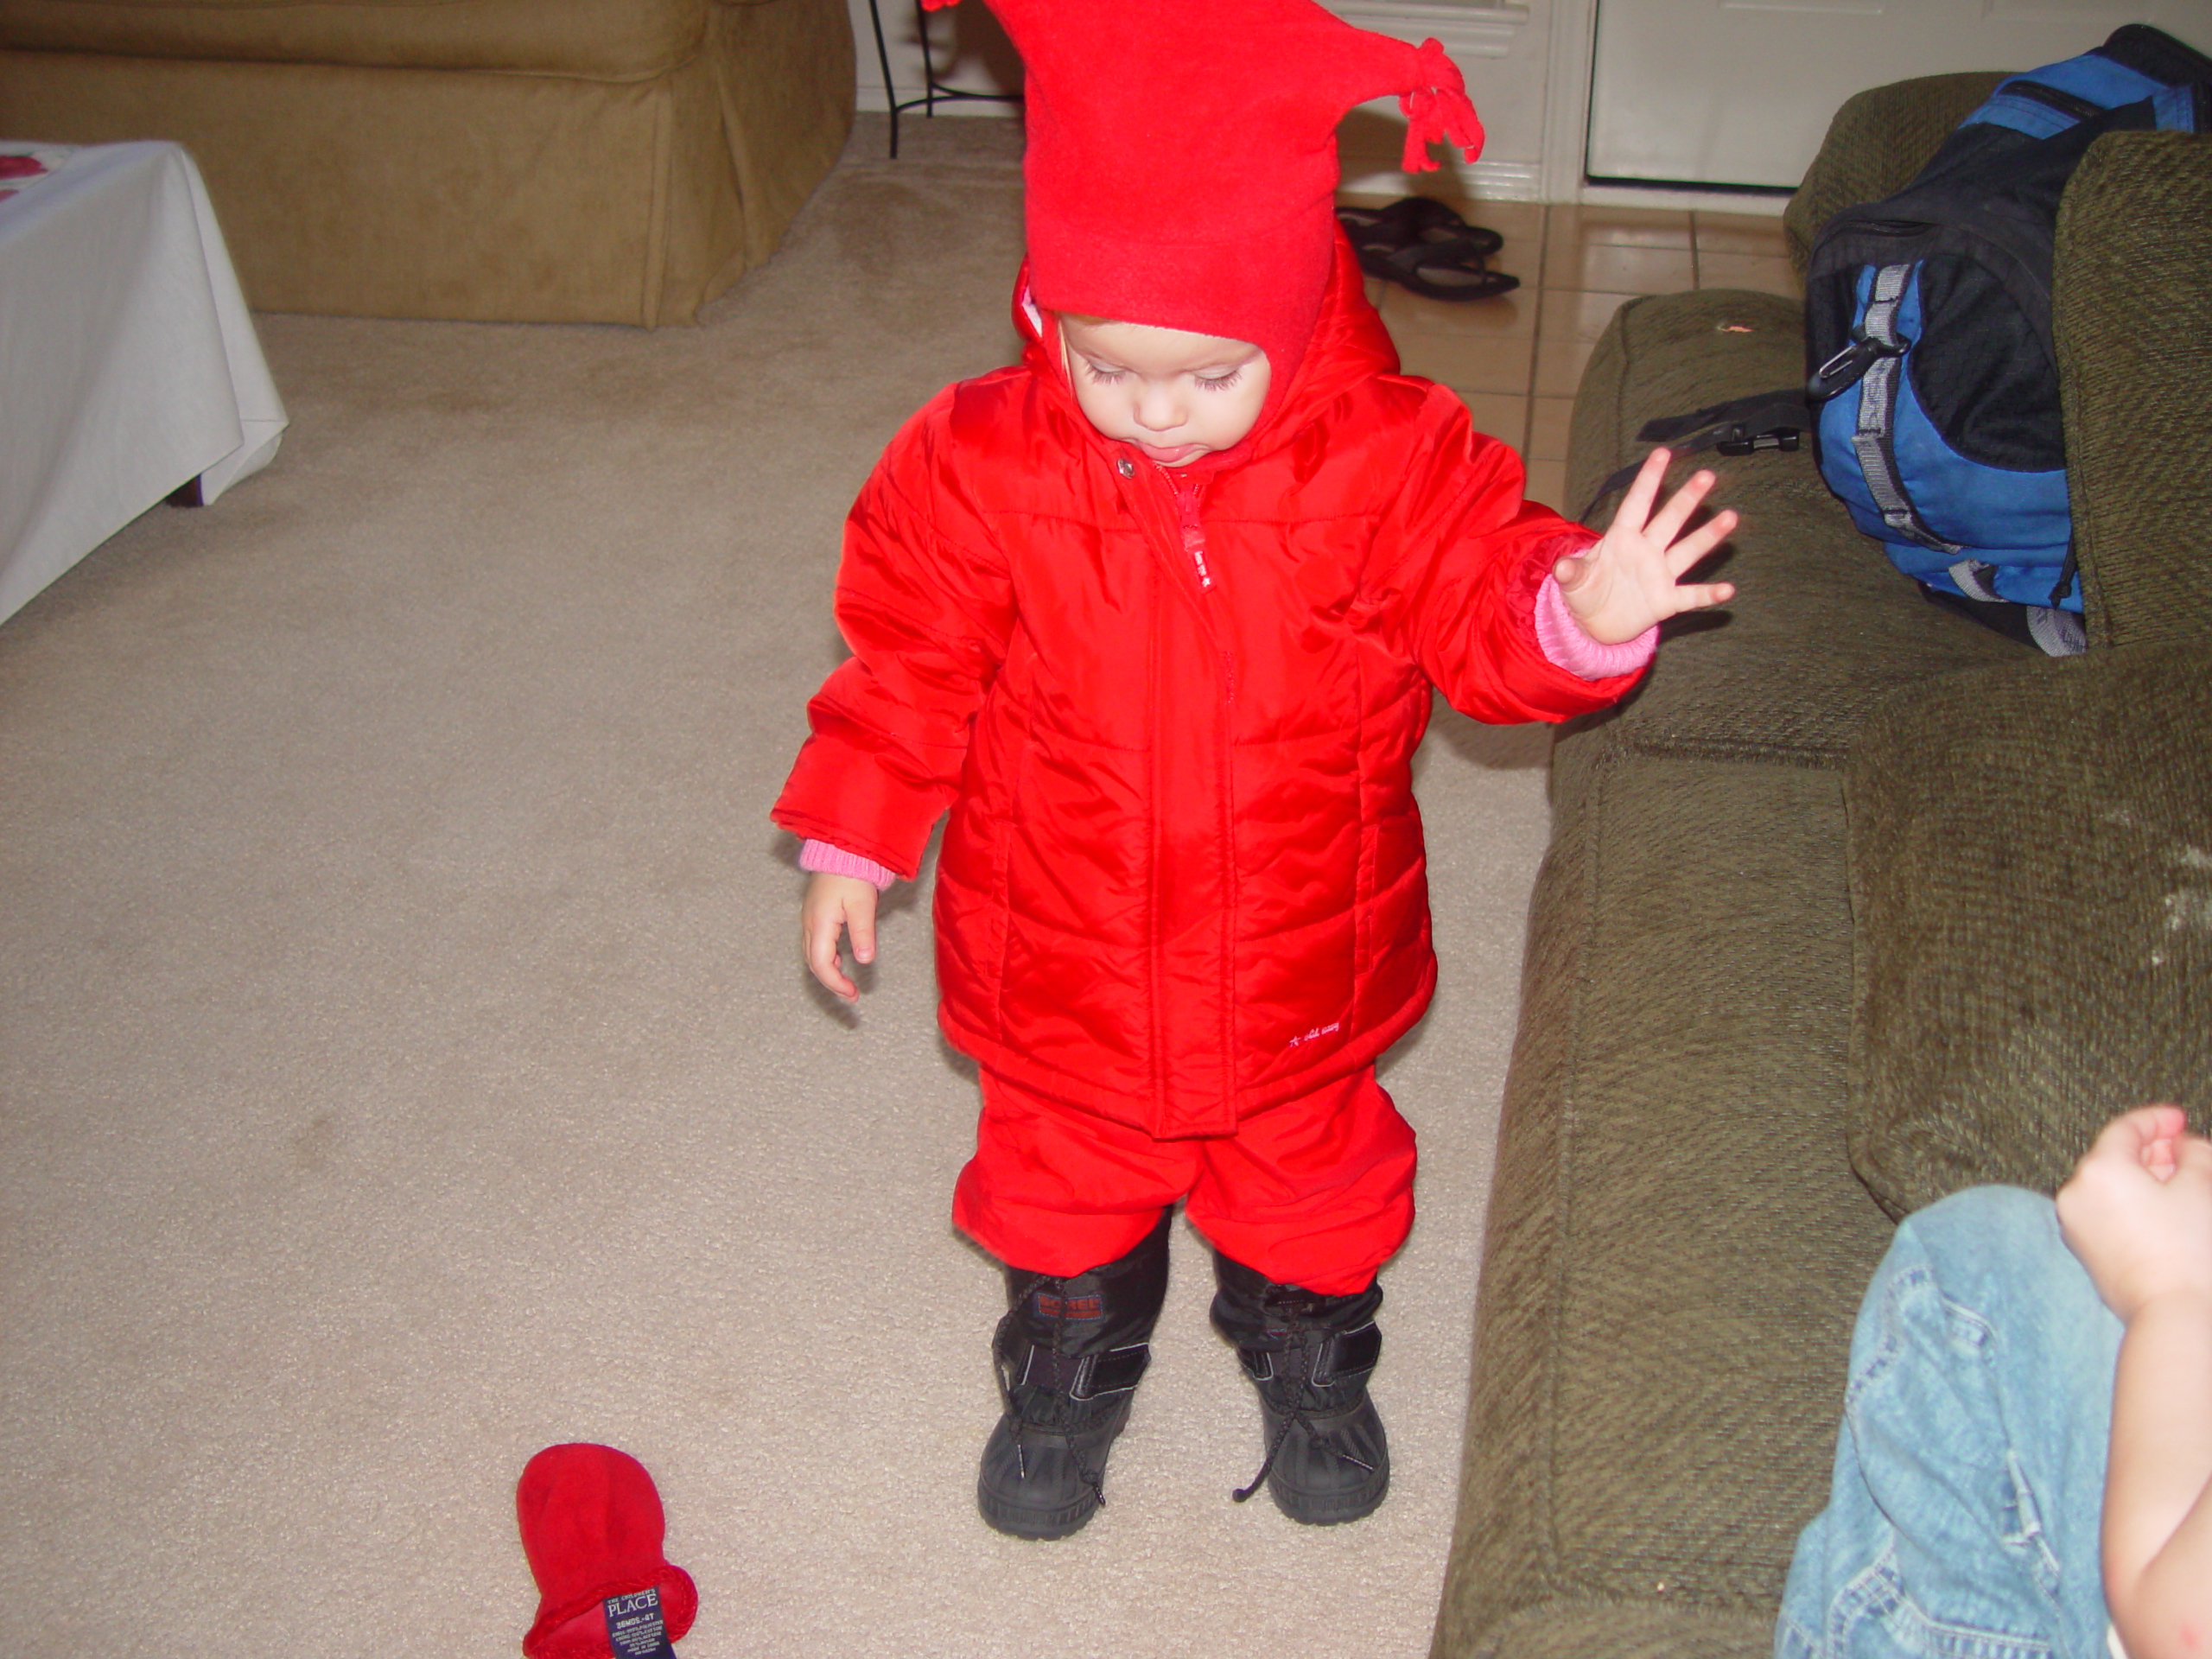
[1248,1396,1389,1525]
[1268,1466,1389,1525]
[976,1394,1135,1540]
[977,1484,1103,1541]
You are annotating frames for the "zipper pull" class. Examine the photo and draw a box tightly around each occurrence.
[1171,473,1213,591]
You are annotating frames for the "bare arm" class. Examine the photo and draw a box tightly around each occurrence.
[2109,1289,2212,1659]
[2056,1105,2212,1659]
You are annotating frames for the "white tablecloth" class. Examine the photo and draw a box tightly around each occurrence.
[0,140,288,626]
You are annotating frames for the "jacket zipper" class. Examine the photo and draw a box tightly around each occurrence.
[1160,465,1234,700]
[1153,467,1237,1123]
[1166,467,1213,591]
[1121,456,1242,1127]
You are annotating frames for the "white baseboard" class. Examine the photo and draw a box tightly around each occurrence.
[1339,158,1545,200]
[1575,181,1791,214]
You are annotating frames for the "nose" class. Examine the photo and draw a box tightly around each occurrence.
[1134,379,1184,434]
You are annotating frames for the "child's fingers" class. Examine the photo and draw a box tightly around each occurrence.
[1663,508,1738,576]
[2092,1104,2184,1167]
[816,950,859,1002]
[810,941,858,1002]
[2063,1107,2183,1204]
[1613,447,1672,529]
[1671,579,1736,615]
[1643,469,1719,551]
[2134,1106,2191,1179]
[848,899,877,967]
[802,909,859,1002]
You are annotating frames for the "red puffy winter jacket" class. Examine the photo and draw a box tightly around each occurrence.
[774,242,1643,1139]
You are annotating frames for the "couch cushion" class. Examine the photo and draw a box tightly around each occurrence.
[0,0,712,80]
[2055,130,2212,653]
[1463,1598,1776,1659]
[1567,289,2023,769]
[1846,648,2212,1219]
[1434,743,1894,1656]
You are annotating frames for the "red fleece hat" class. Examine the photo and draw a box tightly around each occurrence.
[518,1445,698,1659]
[931,0,1483,397]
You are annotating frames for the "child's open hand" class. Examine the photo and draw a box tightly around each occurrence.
[1557,448,1738,645]
[2057,1104,2212,1323]
[802,872,880,1003]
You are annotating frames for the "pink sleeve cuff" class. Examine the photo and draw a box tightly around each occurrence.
[1535,573,1658,681]
[800,839,898,891]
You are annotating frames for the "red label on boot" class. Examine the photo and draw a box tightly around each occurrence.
[603,1587,677,1659]
[1034,1293,1102,1321]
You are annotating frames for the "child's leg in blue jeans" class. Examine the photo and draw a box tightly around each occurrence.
[1777,1185,2123,1659]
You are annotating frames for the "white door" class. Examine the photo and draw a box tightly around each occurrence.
[1586,0,2212,189]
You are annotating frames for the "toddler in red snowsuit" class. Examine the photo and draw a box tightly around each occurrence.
[772,0,1737,1540]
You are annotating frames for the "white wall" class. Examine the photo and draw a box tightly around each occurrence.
[849,0,1573,195]
[1333,2,1556,200]
[848,0,1021,120]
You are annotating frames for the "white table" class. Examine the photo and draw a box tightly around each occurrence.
[0,140,288,626]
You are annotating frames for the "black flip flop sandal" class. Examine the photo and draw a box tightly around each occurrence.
[1358,233,1521,302]
[1335,197,1504,261]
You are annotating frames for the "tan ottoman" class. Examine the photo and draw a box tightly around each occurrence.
[0,0,855,323]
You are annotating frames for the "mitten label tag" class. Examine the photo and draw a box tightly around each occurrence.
[602,1586,677,1658]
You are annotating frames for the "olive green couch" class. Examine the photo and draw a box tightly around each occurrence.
[1432,82,2212,1659]
[0,0,855,324]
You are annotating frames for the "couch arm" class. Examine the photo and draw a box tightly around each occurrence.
[2056,130,2212,652]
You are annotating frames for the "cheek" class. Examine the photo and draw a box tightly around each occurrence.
[1071,378,1125,432]
[1213,385,1266,442]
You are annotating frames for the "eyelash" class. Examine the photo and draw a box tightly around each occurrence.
[1081,363,1244,391]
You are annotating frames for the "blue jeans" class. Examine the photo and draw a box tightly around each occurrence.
[1777,1186,2124,1659]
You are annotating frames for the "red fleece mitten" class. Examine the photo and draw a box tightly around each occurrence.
[518,1444,698,1659]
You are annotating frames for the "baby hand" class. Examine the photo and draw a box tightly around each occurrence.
[802,872,880,1003]
[1557,448,1738,645]
[2057,1105,2212,1323]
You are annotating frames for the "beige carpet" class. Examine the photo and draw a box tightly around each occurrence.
[0,115,1555,1659]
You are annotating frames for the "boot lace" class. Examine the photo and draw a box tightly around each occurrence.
[1230,1303,1376,1503]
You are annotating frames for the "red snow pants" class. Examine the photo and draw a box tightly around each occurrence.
[950,1065,1416,1296]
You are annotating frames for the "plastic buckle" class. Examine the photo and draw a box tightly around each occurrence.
[1807,331,1905,400]
[1714,424,1802,458]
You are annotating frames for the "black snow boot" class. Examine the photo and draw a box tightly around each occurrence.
[1210,1252,1389,1525]
[977,1209,1172,1540]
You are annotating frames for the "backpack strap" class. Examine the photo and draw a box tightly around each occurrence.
[1574,390,1810,524]
[1846,263,1963,557]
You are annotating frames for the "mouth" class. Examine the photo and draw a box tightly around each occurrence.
[1134,441,1201,464]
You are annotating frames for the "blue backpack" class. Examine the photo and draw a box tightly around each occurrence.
[1802,25,2210,651]
[1580,26,2211,656]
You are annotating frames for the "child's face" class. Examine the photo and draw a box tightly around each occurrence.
[1058,317,1271,467]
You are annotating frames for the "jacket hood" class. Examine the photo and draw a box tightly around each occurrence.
[1011,232,1402,476]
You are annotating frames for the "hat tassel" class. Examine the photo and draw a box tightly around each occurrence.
[1399,38,1484,171]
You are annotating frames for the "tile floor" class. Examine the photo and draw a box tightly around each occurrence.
[1339,195,1801,511]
